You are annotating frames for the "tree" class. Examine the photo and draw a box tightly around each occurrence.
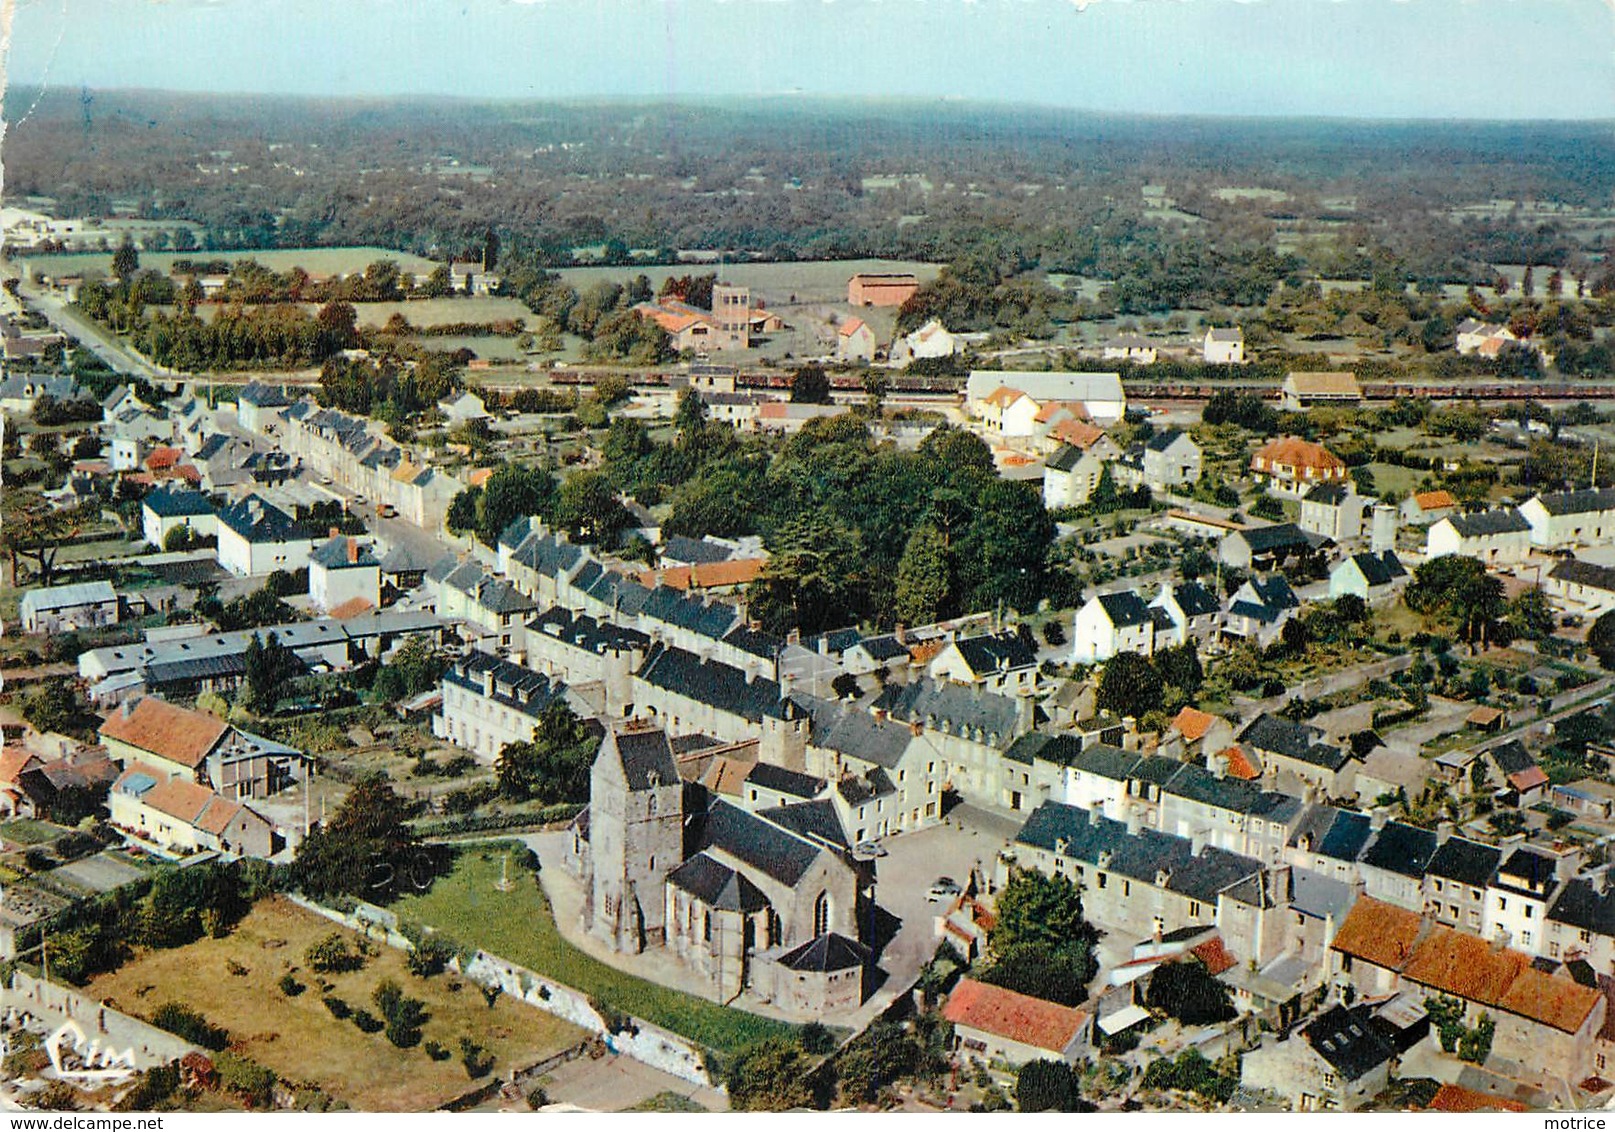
[1096,651,1164,720]
[1508,586,1556,642]
[495,701,598,803]
[555,469,630,546]
[112,239,140,281]
[1153,644,1204,696]
[242,631,300,712]
[893,524,952,625]
[373,979,428,1048]
[726,1037,815,1111]
[980,868,1099,1005]
[790,364,831,405]
[1145,959,1237,1025]
[1591,610,1615,669]
[1405,554,1507,645]
[1016,1060,1083,1112]
[1333,593,1369,625]
[292,777,429,901]
[473,462,556,547]
[370,637,448,704]
[21,681,80,736]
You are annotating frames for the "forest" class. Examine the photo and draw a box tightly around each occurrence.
[7,89,1614,311]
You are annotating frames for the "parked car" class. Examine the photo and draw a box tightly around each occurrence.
[854,841,887,858]
[926,877,962,903]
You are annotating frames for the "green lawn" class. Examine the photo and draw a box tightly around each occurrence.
[391,848,797,1055]
[0,819,70,847]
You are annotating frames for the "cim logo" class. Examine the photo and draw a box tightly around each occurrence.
[0,1020,140,1087]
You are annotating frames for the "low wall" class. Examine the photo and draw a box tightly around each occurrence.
[289,894,718,1089]
[3,969,199,1073]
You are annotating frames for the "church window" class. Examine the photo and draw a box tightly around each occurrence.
[703,911,712,942]
[814,891,831,937]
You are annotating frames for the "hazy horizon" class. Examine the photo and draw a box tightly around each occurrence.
[4,0,1611,123]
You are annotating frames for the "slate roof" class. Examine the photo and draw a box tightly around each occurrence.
[239,381,294,408]
[529,606,651,655]
[1236,523,1311,554]
[1344,551,1407,587]
[1495,847,1559,897]
[1304,1004,1397,1082]
[1144,428,1190,453]
[778,932,871,973]
[1532,488,1615,517]
[1239,713,1349,771]
[950,627,1038,674]
[1548,558,1615,594]
[637,645,795,723]
[662,535,733,566]
[756,800,849,848]
[1360,821,1439,879]
[796,698,914,770]
[746,762,825,800]
[1448,509,1530,538]
[1248,575,1299,610]
[1548,878,1615,936]
[309,536,380,571]
[1046,444,1088,473]
[837,768,896,807]
[696,799,827,886]
[1316,809,1375,862]
[1426,838,1502,889]
[666,853,769,913]
[216,494,309,544]
[873,678,1025,750]
[444,651,569,720]
[608,728,680,791]
[641,586,741,641]
[1170,582,1221,617]
[1096,590,1154,628]
[1004,733,1086,769]
[855,635,910,662]
[143,485,214,519]
[1304,483,1351,505]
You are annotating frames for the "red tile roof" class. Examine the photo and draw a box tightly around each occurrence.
[1414,490,1457,510]
[839,318,867,338]
[1425,1085,1525,1113]
[637,559,767,592]
[1508,766,1550,792]
[1171,707,1217,743]
[0,747,43,784]
[1251,436,1347,475]
[1223,746,1261,780]
[1190,937,1237,977]
[1397,924,1603,1035]
[99,698,228,769]
[326,596,376,619]
[941,978,1089,1054]
[1329,897,1426,972]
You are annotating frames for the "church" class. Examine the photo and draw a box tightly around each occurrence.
[567,724,876,1014]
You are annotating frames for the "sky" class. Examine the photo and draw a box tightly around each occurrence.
[2,0,1612,120]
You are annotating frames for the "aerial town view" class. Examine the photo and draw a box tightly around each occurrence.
[0,0,1608,1119]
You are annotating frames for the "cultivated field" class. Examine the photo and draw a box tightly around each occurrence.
[86,896,588,1112]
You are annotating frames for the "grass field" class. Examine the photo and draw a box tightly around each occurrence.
[86,897,587,1112]
[551,258,940,305]
[391,849,797,1055]
[21,246,441,279]
[147,296,532,329]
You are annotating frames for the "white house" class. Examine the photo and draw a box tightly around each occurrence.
[967,371,1126,426]
[19,581,118,635]
[1329,551,1408,604]
[141,486,216,549]
[1071,590,1167,663]
[1456,319,1516,355]
[438,390,491,424]
[837,317,876,363]
[1043,436,1119,509]
[890,319,957,363]
[308,535,383,615]
[1400,490,1457,527]
[1519,488,1615,549]
[1299,483,1372,542]
[1149,580,1222,646]
[1425,509,1532,565]
[1203,327,1245,364]
[1544,558,1615,615]
[1138,429,1202,490]
[1102,335,1157,364]
[215,494,315,578]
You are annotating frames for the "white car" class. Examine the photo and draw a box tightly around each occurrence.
[926,877,962,903]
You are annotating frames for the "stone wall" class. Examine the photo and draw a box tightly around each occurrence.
[3,970,199,1073]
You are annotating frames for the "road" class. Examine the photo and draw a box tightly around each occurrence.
[19,283,165,380]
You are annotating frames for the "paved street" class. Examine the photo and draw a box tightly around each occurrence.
[19,285,164,379]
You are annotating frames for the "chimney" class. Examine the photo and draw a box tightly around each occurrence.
[1016,694,1035,735]
[1211,751,1228,780]
[1369,805,1390,832]
[873,708,888,723]
[1556,847,1584,882]
[1190,830,1206,857]
[1088,806,1102,828]
[1126,808,1142,837]
[348,538,359,564]
[894,623,907,645]
[330,527,341,540]
[121,698,138,720]
[1436,820,1455,846]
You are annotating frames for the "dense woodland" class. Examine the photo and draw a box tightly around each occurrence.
[8,91,1615,311]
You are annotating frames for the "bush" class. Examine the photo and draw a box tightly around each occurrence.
[459,1037,494,1079]
[351,1009,385,1034]
[278,973,304,997]
[305,932,367,974]
[423,1040,451,1062]
[1016,1059,1083,1112]
[150,1003,230,1051]
[322,995,351,1020]
[374,979,428,1048]
[407,934,455,978]
[215,1051,277,1109]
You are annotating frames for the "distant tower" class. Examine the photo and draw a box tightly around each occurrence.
[587,727,685,953]
[711,283,751,351]
[1370,503,1398,555]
